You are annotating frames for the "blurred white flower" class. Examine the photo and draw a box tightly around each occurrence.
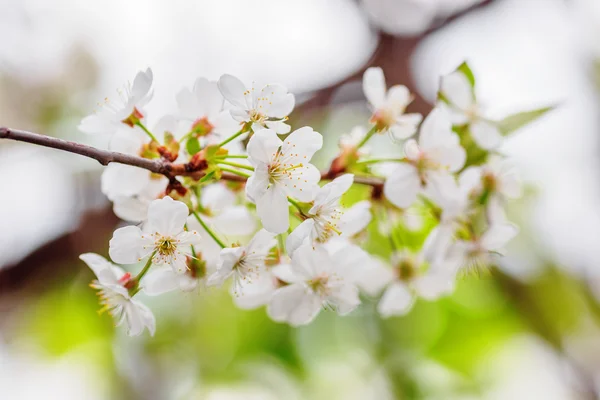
[383,107,465,208]
[233,261,294,310]
[363,67,422,141]
[357,249,458,318]
[267,242,363,326]
[207,229,276,292]
[218,74,295,134]
[79,68,153,135]
[176,77,240,143]
[440,68,502,149]
[109,196,201,274]
[246,127,323,233]
[80,253,155,336]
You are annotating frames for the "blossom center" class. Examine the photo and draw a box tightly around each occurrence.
[371,108,396,131]
[268,153,304,185]
[155,236,178,257]
[308,273,331,297]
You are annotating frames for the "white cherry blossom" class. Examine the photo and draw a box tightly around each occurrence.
[233,260,294,310]
[267,242,364,326]
[109,196,201,274]
[79,68,153,135]
[440,69,502,149]
[383,107,466,208]
[80,253,155,336]
[459,157,522,204]
[357,250,459,318]
[246,127,323,233]
[218,74,295,134]
[286,175,372,255]
[363,67,422,141]
[206,229,276,292]
[452,221,519,272]
[176,77,240,143]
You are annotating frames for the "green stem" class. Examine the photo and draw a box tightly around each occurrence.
[288,197,305,215]
[217,160,254,171]
[219,166,251,178]
[192,211,226,249]
[215,154,248,159]
[355,157,405,165]
[130,250,158,295]
[135,121,160,143]
[356,126,378,149]
[217,125,248,148]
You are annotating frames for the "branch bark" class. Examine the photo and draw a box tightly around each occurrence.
[0,127,384,188]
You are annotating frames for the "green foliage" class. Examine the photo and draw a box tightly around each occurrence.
[498,106,555,136]
[186,137,201,155]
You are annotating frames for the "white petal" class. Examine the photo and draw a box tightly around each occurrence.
[233,271,276,310]
[265,120,291,134]
[363,67,386,108]
[247,128,282,165]
[108,126,145,154]
[286,219,314,257]
[340,200,372,237]
[142,266,181,296]
[291,243,330,279]
[389,113,422,141]
[213,206,257,236]
[256,184,290,234]
[217,74,248,109]
[403,139,421,161]
[313,174,354,207]
[383,163,421,208]
[440,71,473,111]
[329,284,361,315]
[101,164,150,201]
[109,225,152,264]
[386,85,411,110]
[146,196,189,236]
[193,77,223,118]
[176,87,200,119]
[435,143,466,172]
[257,84,295,118]
[131,68,153,100]
[268,284,322,326]
[283,163,321,202]
[280,126,323,162]
[330,243,371,282]
[127,299,156,336]
[471,120,502,150]
[377,282,415,318]
[419,107,454,151]
[480,222,519,251]
[245,164,270,202]
[246,229,277,255]
[78,114,116,135]
[412,273,455,300]
[200,183,236,212]
[459,167,483,194]
[79,253,124,285]
[500,168,522,199]
[356,257,394,296]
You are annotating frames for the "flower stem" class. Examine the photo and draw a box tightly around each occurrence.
[192,211,226,249]
[356,126,378,149]
[217,160,254,171]
[356,157,405,165]
[217,125,248,148]
[288,197,305,215]
[215,154,248,159]
[130,250,158,295]
[219,166,251,178]
[135,121,160,143]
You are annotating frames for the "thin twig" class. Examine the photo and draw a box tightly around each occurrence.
[0,127,384,188]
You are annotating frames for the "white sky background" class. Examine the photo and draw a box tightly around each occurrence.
[0,0,600,286]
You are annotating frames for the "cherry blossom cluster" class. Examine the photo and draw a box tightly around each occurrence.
[77,63,535,336]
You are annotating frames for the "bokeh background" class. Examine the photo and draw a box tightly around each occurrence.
[2,0,600,398]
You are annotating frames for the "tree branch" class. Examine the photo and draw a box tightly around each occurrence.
[0,127,384,188]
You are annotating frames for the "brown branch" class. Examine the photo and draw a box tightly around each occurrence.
[0,127,384,188]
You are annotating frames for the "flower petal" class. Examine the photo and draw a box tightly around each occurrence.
[340,200,372,237]
[256,184,290,234]
[471,120,503,150]
[268,283,322,326]
[280,126,323,162]
[480,222,519,251]
[79,253,125,285]
[286,219,314,257]
[440,70,473,111]
[213,206,257,236]
[101,164,150,201]
[247,128,282,165]
[377,282,414,318]
[109,225,152,264]
[217,74,248,109]
[146,196,189,236]
[383,163,420,208]
[363,67,386,109]
[131,68,153,100]
[142,266,181,296]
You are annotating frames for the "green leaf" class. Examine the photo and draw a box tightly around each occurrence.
[186,137,201,155]
[457,61,476,88]
[497,106,555,136]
